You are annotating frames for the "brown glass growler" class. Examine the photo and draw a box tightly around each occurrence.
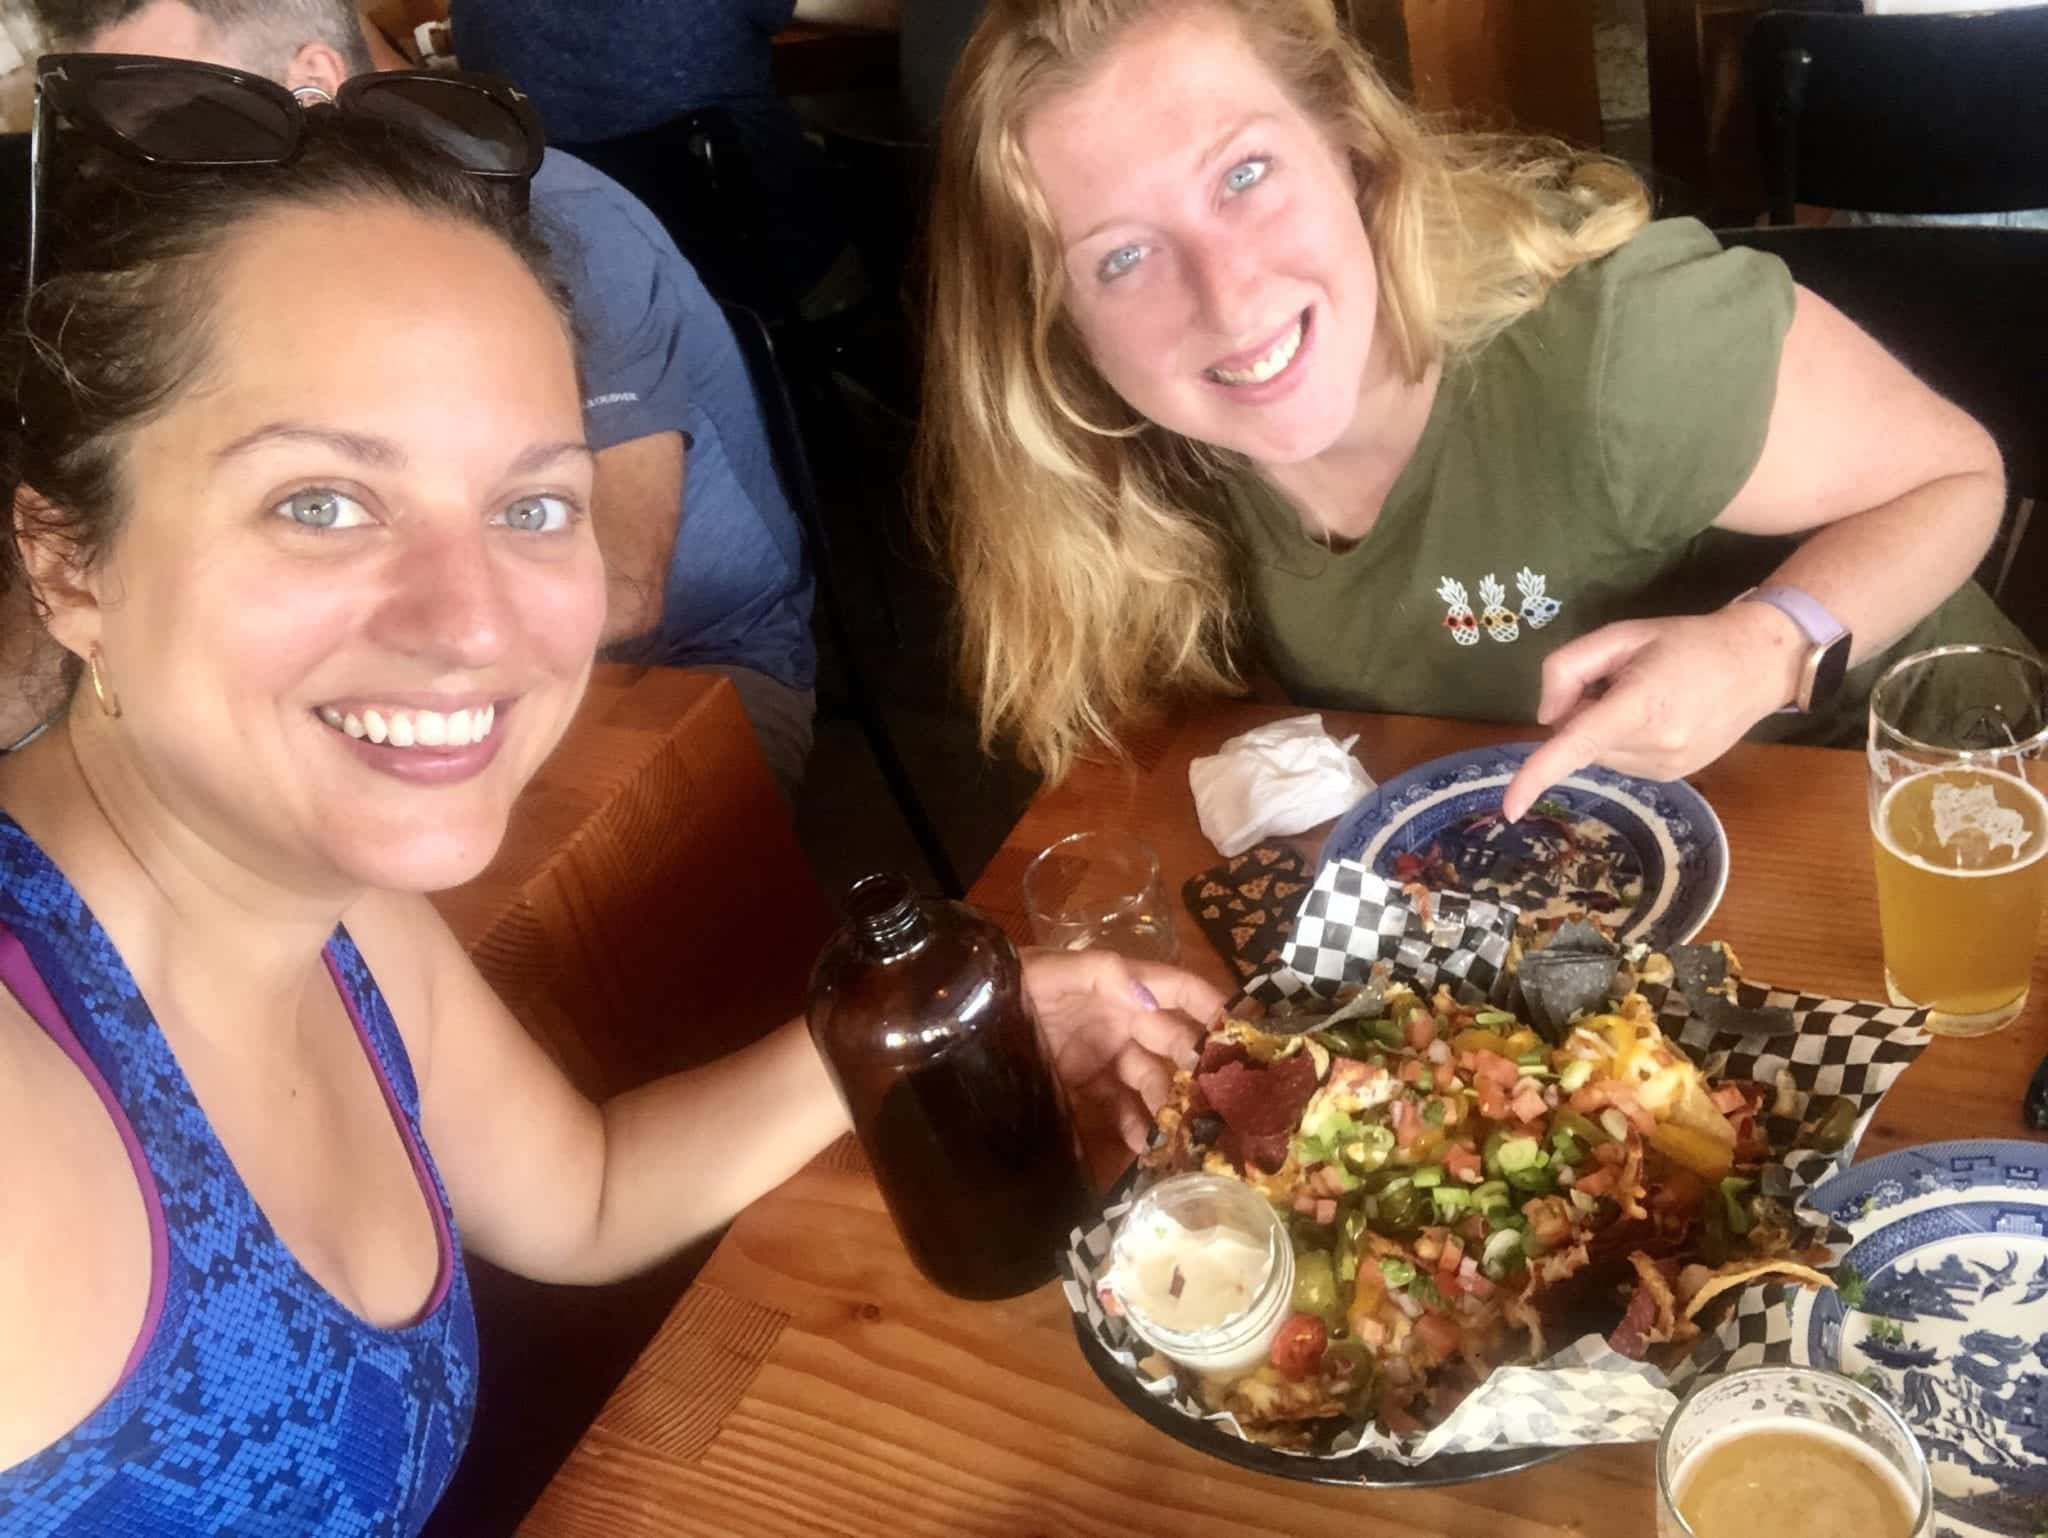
[807,873,1094,1299]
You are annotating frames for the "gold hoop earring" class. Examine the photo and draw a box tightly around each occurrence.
[87,645,122,720]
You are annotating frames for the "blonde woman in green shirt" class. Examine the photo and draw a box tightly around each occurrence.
[920,0,2021,816]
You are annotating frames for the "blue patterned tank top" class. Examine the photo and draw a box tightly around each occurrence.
[0,814,477,1537]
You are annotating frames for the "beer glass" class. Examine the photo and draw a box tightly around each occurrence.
[1868,645,2048,1035]
[1022,830,1181,964]
[1657,1367,1933,1538]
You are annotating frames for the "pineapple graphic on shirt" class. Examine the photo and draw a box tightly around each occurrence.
[1516,567,1562,629]
[1437,577,1480,645]
[1477,575,1520,643]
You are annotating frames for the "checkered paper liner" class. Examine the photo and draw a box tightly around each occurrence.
[1060,860,1935,1464]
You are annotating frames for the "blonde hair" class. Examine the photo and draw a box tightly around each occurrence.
[920,0,1652,781]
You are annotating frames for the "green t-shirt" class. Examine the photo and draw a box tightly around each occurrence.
[1216,217,2028,748]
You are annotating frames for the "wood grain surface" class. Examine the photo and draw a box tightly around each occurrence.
[520,700,2047,1538]
[432,664,835,1101]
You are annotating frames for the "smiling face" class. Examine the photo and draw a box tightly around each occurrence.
[1022,5,1382,467]
[46,199,604,897]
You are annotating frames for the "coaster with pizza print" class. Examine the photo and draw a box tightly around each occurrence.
[1179,842,1314,983]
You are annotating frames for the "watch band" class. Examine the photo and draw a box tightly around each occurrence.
[1740,584,1847,648]
[1735,585,1853,714]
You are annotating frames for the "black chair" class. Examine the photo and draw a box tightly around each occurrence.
[564,109,797,325]
[1714,224,2048,646]
[1746,6,2048,226]
[718,297,965,897]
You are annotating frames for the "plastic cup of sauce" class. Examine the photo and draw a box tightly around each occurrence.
[1102,1173,1294,1375]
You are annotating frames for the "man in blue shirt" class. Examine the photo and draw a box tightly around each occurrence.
[29,0,820,798]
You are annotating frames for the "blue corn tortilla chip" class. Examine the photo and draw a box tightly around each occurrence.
[1668,941,1797,1039]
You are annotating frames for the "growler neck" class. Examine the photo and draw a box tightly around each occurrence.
[847,872,931,960]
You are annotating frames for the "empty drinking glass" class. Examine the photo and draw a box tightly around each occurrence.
[1022,830,1180,964]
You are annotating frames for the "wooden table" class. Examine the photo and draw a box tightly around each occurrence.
[518,700,2048,1538]
[432,664,834,1101]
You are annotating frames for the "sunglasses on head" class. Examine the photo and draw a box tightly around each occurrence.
[25,52,547,307]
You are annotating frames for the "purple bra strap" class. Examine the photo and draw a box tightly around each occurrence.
[0,923,170,1384]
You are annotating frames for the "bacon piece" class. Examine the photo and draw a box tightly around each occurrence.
[1197,1038,1252,1076]
[1608,1252,1685,1359]
[1195,1052,1320,1174]
[1608,1282,1661,1360]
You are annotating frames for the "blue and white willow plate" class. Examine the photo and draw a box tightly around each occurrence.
[1319,744,1728,951]
[1808,1141,2048,1538]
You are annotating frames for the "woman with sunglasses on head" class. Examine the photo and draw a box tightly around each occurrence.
[921,0,2030,811]
[0,94,1219,1536]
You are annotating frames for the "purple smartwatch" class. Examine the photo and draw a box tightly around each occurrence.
[1736,584,1853,714]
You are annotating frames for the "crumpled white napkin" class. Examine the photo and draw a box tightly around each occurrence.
[1187,713,1376,857]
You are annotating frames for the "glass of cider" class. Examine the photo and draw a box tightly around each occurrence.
[1868,645,2048,1036]
[1657,1367,1933,1538]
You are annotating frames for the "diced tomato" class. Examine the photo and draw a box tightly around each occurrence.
[1400,1059,1426,1086]
[1270,1313,1329,1380]
[1475,1079,1511,1122]
[1473,1050,1522,1089]
[1574,1167,1618,1198]
[1391,1098,1422,1149]
[1440,1234,1466,1272]
[1512,1087,1549,1125]
[1570,1079,1657,1135]
[1406,1014,1438,1049]
[1465,1272,1496,1300]
[1444,1144,1484,1184]
[1711,1085,1751,1115]
[1414,1311,1461,1359]
[1456,1051,1478,1075]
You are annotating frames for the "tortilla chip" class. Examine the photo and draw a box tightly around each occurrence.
[1678,1257,1834,1322]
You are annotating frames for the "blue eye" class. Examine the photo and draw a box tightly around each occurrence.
[496,494,575,533]
[1098,244,1145,282]
[275,488,369,530]
[1224,157,1270,194]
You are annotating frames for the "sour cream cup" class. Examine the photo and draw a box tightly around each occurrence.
[1102,1173,1295,1376]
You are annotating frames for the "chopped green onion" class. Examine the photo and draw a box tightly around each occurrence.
[1557,1059,1596,1093]
[1411,1165,1446,1189]
[1378,1256,1416,1288]
[1481,1227,1525,1278]
[1475,1010,1516,1027]
[1496,1137,1544,1175]
[1430,1185,1472,1219]
[1719,1177,1755,1236]
[1837,1264,1867,1309]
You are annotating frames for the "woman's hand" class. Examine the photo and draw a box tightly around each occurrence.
[1023,950,1224,1154]
[1501,603,1802,821]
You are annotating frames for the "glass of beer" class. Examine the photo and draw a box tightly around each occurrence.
[1657,1367,1933,1538]
[1023,830,1181,964]
[1868,644,2048,1036]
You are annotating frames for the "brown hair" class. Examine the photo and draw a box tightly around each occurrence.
[920,0,1650,780]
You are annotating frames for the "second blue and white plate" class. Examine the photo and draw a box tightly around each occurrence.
[1319,743,1728,950]
[1807,1141,2048,1538]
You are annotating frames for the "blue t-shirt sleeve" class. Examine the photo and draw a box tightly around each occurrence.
[534,172,694,452]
